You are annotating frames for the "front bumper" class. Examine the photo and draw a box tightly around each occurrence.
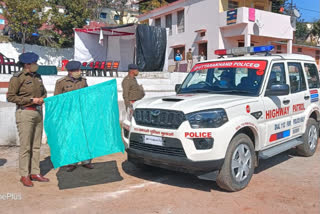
[127,148,224,175]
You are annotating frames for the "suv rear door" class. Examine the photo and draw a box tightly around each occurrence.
[287,61,310,137]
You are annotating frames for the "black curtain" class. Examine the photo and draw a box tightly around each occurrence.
[136,25,167,71]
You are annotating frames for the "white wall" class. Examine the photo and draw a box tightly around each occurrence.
[0,42,73,67]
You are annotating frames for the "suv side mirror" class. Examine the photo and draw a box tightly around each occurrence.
[265,84,289,96]
[175,84,181,93]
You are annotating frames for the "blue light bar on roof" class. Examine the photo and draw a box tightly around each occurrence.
[215,45,274,56]
[253,45,274,53]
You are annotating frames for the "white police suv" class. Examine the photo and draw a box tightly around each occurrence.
[122,45,320,191]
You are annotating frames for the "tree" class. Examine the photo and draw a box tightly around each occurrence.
[310,20,320,43]
[139,0,167,14]
[295,19,311,44]
[2,0,48,52]
[47,0,91,47]
[271,0,287,13]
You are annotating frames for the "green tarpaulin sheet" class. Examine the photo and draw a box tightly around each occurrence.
[37,65,58,75]
[44,79,125,169]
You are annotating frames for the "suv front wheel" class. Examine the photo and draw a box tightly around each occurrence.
[216,134,255,192]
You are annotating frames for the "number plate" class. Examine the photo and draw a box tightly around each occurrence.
[144,135,163,146]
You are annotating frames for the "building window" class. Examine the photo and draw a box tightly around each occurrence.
[174,46,185,61]
[155,18,161,27]
[277,45,282,51]
[165,14,172,35]
[140,19,149,25]
[254,4,264,10]
[316,56,320,65]
[228,0,239,10]
[100,12,107,19]
[297,47,302,53]
[200,32,206,37]
[114,15,120,21]
[238,42,254,47]
[177,10,185,33]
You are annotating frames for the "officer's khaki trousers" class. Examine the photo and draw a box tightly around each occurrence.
[16,109,43,177]
[187,60,193,72]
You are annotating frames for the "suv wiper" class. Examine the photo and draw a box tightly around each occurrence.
[216,90,254,94]
[181,88,213,93]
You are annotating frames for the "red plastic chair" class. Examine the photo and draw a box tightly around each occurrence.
[92,61,101,76]
[111,61,119,77]
[98,61,106,76]
[0,53,17,74]
[85,61,94,76]
[80,62,88,75]
[104,61,113,76]
[61,59,69,71]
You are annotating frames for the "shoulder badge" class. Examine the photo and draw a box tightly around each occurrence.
[56,76,66,83]
[13,71,23,77]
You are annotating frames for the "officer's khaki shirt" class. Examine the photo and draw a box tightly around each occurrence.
[54,76,88,95]
[7,70,47,106]
[187,51,193,60]
[122,75,145,109]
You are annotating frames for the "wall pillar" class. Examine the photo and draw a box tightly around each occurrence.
[287,39,293,54]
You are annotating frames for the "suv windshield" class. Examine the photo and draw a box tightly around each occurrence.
[179,60,268,96]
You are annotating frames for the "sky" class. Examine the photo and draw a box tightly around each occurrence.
[293,0,320,22]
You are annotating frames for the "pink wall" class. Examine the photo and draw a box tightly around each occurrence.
[272,43,320,69]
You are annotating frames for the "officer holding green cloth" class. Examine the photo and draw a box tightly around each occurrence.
[54,61,94,172]
[7,52,49,187]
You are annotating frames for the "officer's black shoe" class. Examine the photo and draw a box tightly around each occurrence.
[66,165,77,172]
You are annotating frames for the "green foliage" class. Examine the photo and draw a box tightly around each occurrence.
[2,0,48,45]
[311,20,320,38]
[139,0,167,14]
[295,19,310,43]
[48,0,91,48]
[271,0,287,13]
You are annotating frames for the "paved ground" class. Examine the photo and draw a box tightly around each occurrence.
[0,144,319,214]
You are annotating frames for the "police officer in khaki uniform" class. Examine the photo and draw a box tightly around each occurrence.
[7,52,49,187]
[122,64,145,111]
[54,61,94,172]
[186,48,193,73]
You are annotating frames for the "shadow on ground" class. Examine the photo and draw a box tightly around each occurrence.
[255,149,295,174]
[0,158,7,167]
[122,149,299,192]
[56,160,123,190]
[40,156,54,176]
[121,160,219,192]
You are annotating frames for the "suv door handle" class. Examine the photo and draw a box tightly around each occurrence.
[283,99,290,105]
[304,95,310,100]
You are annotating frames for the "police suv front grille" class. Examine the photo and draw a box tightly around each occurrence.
[129,133,186,157]
[133,109,186,129]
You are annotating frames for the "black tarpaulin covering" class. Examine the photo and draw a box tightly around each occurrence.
[136,25,167,71]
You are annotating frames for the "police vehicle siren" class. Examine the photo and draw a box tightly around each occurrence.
[215,45,274,57]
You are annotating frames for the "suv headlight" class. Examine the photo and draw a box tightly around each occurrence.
[186,109,228,129]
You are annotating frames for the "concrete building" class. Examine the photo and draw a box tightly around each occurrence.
[99,1,139,25]
[138,0,295,71]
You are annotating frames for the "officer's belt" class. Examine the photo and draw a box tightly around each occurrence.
[17,104,42,111]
